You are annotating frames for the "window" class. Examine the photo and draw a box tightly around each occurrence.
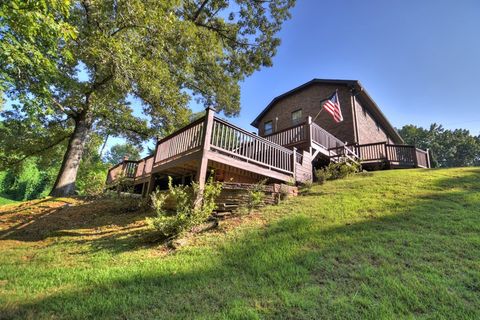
[264,121,273,135]
[291,109,302,125]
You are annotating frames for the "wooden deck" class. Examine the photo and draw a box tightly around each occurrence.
[106,109,430,192]
[106,108,313,191]
[261,118,430,169]
[352,142,430,169]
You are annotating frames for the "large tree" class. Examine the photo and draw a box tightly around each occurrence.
[0,0,295,196]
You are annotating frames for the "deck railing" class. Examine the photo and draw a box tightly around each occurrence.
[262,118,346,152]
[211,117,294,174]
[415,148,430,168]
[355,142,387,161]
[310,122,345,150]
[106,111,431,186]
[354,142,430,168]
[106,160,139,185]
[154,117,204,165]
[264,122,308,146]
[135,155,154,179]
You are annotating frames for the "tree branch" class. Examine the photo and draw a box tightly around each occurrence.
[193,0,210,22]
[4,134,70,166]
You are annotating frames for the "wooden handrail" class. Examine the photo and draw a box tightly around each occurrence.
[213,117,294,154]
[156,116,206,146]
[262,121,307,138]
[310,122,345,149]
[154,119,204,165]
[211,117,294,173]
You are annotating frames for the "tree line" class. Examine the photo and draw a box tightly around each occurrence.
[0,139,142,201]
[398,124,480,167]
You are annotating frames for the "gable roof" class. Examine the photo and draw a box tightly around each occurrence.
[250,78,404,144]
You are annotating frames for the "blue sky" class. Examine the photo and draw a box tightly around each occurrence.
[235,0,480,134]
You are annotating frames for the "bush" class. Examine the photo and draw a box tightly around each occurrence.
[147,175,223,238]
[315,162,360,183]
[246,179,266,213]
[0,158,57,200]
[76,157,108,196]
[300,180,313,193]
[314,167,331,185]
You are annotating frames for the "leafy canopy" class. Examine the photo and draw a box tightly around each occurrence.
[104,143,142,165]
[0,0,295,175]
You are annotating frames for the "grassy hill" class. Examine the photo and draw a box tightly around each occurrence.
[1,168,479,319]
[0,195,17,206]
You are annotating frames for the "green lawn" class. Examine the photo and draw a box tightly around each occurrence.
[1,168,479,319]
[0,195,17,206]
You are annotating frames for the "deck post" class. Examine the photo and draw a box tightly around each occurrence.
[307,116,313,154]
[146,174,156,195]
[426,148,431,168]
[383,142,390,169]
[292,147,297,182]
[412,147,419,168]
[195,106,216,191]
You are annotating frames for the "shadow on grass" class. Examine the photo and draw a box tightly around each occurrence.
[3,169,480,319]
[0,197,155,250]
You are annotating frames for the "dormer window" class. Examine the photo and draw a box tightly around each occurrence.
[291,109,302,125]
[264,120,273,135]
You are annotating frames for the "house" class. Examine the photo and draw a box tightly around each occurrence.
[106,79,430,196]
[251,79,403,146]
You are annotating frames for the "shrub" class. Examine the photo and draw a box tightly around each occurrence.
[246,179,266,213]
[76,157,108,196]
[300,180,313,193]
[314,167,331,184]
[147,175,223,238]
[0,159,55,200]
[279,184,292,202]
[114,172,134,195]
[315,162,360,183]
[76,170,107,196]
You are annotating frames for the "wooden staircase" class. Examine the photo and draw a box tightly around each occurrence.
[328,145,360,167]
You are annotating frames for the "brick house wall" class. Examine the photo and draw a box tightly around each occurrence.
[354,98,393,144]
[257,83,356,144]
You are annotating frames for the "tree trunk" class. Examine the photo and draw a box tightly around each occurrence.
[50,111,92,197]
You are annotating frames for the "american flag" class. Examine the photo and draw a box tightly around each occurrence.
[323,90,343,122]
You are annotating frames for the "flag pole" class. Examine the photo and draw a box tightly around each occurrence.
[312,103,324,122]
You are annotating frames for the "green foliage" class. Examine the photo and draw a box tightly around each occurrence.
[148,176,223,238]
[76,164,107,196]
[0,0,76,97]
[246,179,266,212]
[315,162,360,184]
[73,134,109,196]
[398,124,480,167]
[300,180,313,193]
[0,158,57,200]
[0,0,296,196]
[104,143,142,165]
[0,133,107,199]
